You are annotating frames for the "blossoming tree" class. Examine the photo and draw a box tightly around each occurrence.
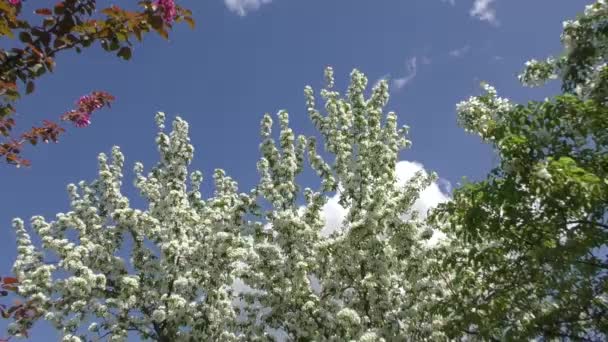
[1,1,194,336]
[11,1,608,341]
[11,68,448,341]
[430,1,608,339]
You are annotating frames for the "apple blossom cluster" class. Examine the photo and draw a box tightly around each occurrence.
[455,82,513,141]
[518,0,608,102]
[240,69,446,340]
[12,68,447,341]
[518,58,558,87]
[12,112,255,341]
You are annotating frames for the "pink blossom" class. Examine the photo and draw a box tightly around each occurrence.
[61,91,114,128]
[8,0,20,5]
[155,0,177,24]
[73,112,91,128]
[77,95,104,113]
[60,109,92,128]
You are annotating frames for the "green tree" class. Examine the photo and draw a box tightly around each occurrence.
[430,1,608,340]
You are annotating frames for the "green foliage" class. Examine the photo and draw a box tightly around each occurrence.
[431,2,608,340]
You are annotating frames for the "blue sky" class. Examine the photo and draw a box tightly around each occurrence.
[0,0,593,339]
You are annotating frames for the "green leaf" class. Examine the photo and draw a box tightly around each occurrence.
[28,63,45,77]
[18,32,31,43]
[108,40,120,51]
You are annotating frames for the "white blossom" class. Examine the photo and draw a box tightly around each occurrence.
[518,0,608,103]
[456,82,513,141]
[12,69,446,341]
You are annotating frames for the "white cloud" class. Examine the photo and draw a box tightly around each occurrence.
[320,192,348,237]
[319,161,450,245]
[470,0,498,25]
[396,161,450,219]
[438,177,453,194]
[392,57,418,90]
[449,45,470,58]
[224,0,273,16]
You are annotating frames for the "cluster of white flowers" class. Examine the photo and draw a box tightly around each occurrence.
[583,0,608,17]
[534,161,552,181]
[455,83,513,141]
[12,112,256,341]
[573,62,608,101]
[241,69,447,340]
[518,0,608,102]
[561,20,580,54]
[12,68,447,341]
[518,58,559,87]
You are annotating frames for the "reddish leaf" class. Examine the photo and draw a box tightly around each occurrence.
[117,46,132,60]
[25,81,34,94]
[34,8,52,16]
[184,16,195,29]
[2,277,18,285]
